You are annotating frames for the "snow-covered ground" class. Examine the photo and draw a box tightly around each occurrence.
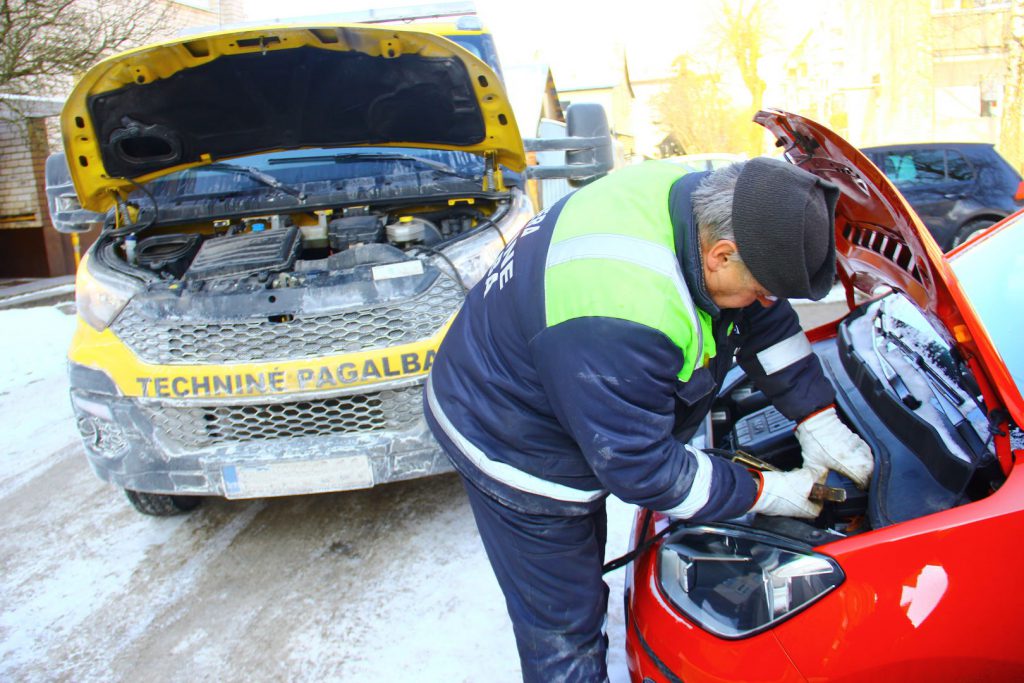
[0,305,636,681]
[0,307,80,493]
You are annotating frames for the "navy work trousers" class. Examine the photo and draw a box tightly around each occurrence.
[460,476,610,683]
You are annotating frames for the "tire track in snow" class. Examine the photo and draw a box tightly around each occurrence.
[0,499,264,682]
[89,501,268,670]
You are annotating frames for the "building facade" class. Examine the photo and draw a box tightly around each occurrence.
[780,0,1019,159]
[0,0,244,278]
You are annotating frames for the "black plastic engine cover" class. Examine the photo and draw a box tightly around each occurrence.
[137,233,201,277]
[819,330,963,528]
[186,226,300,279]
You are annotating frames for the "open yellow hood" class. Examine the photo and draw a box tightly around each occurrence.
[61,23,526,212]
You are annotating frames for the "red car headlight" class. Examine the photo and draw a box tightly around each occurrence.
[656,525,844,639]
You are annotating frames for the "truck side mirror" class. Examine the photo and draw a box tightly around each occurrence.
[45,152,104,234]
[565,103,614,187]
[523,103,614,186]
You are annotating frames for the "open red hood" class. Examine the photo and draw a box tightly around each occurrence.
[756,109,1022,440]
[754,109,966,340]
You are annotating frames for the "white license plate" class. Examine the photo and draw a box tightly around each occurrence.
[222,457,373,499]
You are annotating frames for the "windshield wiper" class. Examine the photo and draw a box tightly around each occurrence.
[200,163,307,201]
[875,302,989,459]
[872,313,920,409]
[267,152,477,180]
[876,304,962,406]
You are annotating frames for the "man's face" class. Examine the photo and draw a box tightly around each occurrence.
[702,239,777,309]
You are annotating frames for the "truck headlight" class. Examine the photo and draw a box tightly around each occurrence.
[439,194,534,289]
[657,525,843,639]
[75,252,139,331]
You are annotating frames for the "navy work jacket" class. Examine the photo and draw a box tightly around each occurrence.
[425,169,835,517]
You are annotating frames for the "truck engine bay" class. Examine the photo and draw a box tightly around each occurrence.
[104,195,514,297]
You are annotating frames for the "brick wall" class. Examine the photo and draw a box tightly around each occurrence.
[30,118,77,275]
[0,118,43,230]
[0,115,79,277]
[0,0,239,277]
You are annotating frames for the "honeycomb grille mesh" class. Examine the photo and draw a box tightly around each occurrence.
[145,386,424,450]
[112,275,462,364]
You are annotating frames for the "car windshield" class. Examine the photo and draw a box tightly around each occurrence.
[948,213,1024,394]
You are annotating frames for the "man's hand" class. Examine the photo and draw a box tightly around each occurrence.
[796,405,874,489]
[748,468,822,519]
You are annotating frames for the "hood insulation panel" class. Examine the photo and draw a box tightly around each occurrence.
[88,47,486,178]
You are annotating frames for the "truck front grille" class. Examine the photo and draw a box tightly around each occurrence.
[113,275,462,364]
[145,385,423,450]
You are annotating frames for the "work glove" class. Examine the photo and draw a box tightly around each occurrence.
[796,405,874,489]
[748,467,822,519]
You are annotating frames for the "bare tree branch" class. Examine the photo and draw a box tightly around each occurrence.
[1000,0,1024,174]
[653,55,750,155]
[0,0,172,103]
[716,0,773,156]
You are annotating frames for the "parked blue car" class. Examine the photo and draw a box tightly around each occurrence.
[861,142,1023,250]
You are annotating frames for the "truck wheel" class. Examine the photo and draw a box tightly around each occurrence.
[951,219,995,248]
[124,489,202,516]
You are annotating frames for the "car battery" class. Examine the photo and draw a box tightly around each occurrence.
[731,405,799,469]
[732,407,870,520]
[823,469,869,520]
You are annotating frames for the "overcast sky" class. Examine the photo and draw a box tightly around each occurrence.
[241,0,774,88]
[241,0,830,105]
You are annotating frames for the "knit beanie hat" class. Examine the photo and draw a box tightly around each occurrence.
[732,157,839,300]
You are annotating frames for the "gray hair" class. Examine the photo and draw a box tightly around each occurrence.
[691,160,746,246]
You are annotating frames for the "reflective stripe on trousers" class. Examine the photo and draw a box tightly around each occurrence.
[426,375,607,504]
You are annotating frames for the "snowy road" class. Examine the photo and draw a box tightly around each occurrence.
[0,305,636,682]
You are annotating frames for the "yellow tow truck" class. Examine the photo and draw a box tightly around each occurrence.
[45,4,612,514]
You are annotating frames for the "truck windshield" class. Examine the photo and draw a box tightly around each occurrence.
[443,33,503,78]
[133,147,487,201]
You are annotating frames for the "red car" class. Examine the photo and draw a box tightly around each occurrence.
[624,110,1024,682]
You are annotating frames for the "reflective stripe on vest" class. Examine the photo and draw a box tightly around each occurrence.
[542,161,714,381]
[426,375,607,504]
[545,233,704,368]
[756,331,813,375]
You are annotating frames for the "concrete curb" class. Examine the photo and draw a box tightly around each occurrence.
[0,276,76,310]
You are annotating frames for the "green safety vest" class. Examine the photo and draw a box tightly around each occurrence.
[543,161,716,382]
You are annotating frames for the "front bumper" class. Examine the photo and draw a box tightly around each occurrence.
[69,363,451,497]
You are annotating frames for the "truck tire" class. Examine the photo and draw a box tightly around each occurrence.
[124,489,202,516]
[951,219,996,249]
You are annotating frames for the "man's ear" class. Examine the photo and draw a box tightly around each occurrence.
[704,239,739,272]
